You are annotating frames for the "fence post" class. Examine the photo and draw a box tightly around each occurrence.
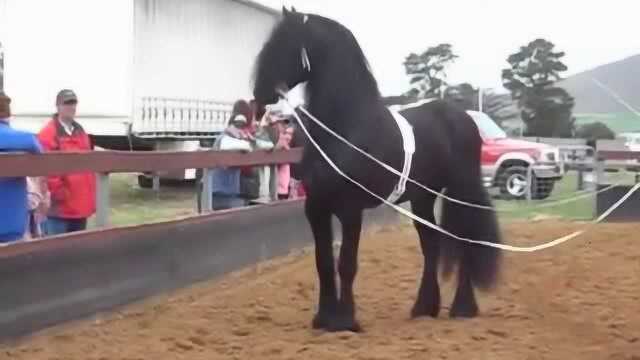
[526,165,534,202]
[95,172,110,227]
[593,152,605,219]
[594,152,605,185]
[152,173,160,192]
[200,168,212,212]
[269,164,278,201]
[576,164,585,191]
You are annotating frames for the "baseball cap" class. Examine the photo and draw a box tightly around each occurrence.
[56,89,78,105]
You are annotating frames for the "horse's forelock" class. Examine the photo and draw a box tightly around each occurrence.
[253,14,309,103]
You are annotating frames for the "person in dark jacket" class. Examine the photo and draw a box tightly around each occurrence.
[37,89,96,235]
[0,91,44,244]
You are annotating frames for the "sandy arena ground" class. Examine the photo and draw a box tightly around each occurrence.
[1,220,639,359]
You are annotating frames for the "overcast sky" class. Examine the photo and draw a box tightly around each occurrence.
[260,0,640,96]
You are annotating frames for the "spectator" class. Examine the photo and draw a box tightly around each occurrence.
[257,108,295,200]
[208,100,255,210]
[0,91,44,244]
[288,115,307,198]
[38,89,96,235]
[271,114,294,200]
[24,176,50,240]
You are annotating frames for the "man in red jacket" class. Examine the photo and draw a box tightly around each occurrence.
[38,89,96,235]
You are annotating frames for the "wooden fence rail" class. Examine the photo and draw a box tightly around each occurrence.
[0,148,303,227]
[2,146,640,226]
[0,148,302,177]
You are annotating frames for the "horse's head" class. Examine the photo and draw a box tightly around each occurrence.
[253,7,313,107]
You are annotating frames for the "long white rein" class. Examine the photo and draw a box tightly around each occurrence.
[277,91,640,252]
[291,97,624,212]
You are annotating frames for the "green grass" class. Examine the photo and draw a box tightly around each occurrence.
[88,170,634,230]
[493,170,640,222]
[493,172,595,221]
[88,174,198,229]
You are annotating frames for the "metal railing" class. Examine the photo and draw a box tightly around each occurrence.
[132,96,233,139]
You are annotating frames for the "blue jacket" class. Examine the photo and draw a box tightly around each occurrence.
[0,120,43,243]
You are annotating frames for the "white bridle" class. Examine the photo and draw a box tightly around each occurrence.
[301,47,311,72]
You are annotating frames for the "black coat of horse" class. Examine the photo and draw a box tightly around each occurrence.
[253,7,503,332]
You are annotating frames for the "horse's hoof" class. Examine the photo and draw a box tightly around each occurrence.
[326,317,362,333]
[411,306,440,319]
[312,313,330,329]
[449,304,479,318]
[410,300,440,318]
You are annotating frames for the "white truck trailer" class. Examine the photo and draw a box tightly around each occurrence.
[0,0,279,187]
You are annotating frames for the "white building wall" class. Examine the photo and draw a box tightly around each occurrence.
[1,0,280,138]
[133,0,278,103]
[1,0,133,118]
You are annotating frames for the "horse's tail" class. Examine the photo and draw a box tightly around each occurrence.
[439,167,503,291]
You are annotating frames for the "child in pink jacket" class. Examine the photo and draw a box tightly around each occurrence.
[271,115,295,200]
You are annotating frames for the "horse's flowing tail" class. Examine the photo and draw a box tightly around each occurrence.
[439,170,503,291]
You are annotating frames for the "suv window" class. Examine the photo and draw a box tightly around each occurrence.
[468,111,507,139]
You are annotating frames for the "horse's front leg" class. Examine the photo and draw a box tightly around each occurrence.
[333,207,364,332]
[305,198,338,330]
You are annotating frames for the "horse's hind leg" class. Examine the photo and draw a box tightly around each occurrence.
[305,198,339,330]
[332,207,364,332]
[410,195,441,318]
[450,252,479,318]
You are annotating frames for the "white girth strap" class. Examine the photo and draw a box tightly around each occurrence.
[386,109,415,204]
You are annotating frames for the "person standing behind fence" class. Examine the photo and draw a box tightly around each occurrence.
[24,176,50,239]
[0,91,44,244]
[209,100,255,210]
[37,89,96,235]
[272,115,294,200]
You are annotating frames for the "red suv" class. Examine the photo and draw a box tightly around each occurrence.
[467,110,563,200]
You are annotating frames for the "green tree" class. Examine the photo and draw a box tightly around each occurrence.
[404,43,457,99]
[502,38,575,137]
[482,89,521,127]
[574,121,616,148]
[443,82,477,110]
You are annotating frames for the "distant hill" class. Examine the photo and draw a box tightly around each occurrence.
[559,54,640,113]
[558,54,640,133]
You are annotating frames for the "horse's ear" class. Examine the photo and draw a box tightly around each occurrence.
[291,6,297,12]
[282,6,289,16]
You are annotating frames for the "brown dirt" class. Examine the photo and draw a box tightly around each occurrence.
[1,220,639,360]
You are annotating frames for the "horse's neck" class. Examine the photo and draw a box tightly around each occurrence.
[306,77,381,139]
[306,99,358,145]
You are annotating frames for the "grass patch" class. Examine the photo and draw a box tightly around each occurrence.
[89,170,637,229]
[494,170,640,222]
[88,174,198,228]
[493,172,594,221]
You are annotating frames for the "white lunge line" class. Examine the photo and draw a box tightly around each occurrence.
[591,78,640,118]
[386,109,415,203]
[279,92,640,252]
[290,97,620,212]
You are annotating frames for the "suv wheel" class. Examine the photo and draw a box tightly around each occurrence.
[498,165,555,200]
[499,166,529,199]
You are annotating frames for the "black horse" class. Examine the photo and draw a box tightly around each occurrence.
[253,7,503,332]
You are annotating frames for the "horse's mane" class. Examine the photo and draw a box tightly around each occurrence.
[307,15,381,105]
